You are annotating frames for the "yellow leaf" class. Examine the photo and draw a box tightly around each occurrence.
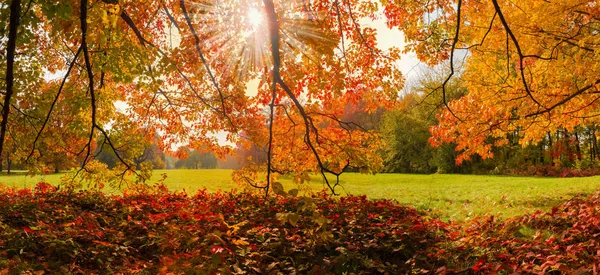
[232,239,250,246]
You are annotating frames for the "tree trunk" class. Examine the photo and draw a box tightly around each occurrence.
[505,134,511,161]
[547,131,553,163]
[539,141,544,164]
[574,131,582,160]
[591,137,595,161]
[6,154,11,175]
[593,128,599,161]
[0,0,21,162]
[563,129,569,153]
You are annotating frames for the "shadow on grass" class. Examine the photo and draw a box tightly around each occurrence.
[514,197,569,209]
[0,171,30,176]
[514,191,594,209]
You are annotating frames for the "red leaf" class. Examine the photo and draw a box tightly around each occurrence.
[92,240,112,246]
[210,245,225,254]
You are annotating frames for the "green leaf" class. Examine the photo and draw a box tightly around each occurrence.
[271,182,285,195]
[288,213,300,226]
[211,254,221,266]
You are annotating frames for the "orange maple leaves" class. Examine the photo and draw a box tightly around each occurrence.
[388,0,600,163]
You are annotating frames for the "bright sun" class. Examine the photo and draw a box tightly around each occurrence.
[247,7,264,29]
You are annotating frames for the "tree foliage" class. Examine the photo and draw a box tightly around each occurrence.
[5,0,600,185]
[380,66,466,174]
[0,0,403,192]
[385,0,600,163]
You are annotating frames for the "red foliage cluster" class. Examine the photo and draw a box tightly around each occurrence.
[3,182,600,273]
[501,165,600,178]
[439,192,600,273]
[0,182,446,274]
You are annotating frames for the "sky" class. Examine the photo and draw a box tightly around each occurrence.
[364,15,422,80]
[245,11,423,97]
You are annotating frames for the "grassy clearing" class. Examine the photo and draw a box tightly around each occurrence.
[320,173,600,222]
[0,171,63,189]
[1,169,600,221]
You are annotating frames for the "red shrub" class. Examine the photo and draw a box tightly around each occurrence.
[439,191,600,273]
[502,165,600,177]
[4,182,600,274]
[0,183,447,274]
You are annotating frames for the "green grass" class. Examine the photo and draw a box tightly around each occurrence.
[317,173,600,222]
[0,171,64,189]
[2,169,600,222]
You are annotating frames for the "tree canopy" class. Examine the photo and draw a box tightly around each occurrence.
[3,0,600,192]
[1,0,403,193]
[410,0,600,164]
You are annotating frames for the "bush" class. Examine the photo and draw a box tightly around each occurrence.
[0,182,447,274]
[439,190,600,273]
[499,164,600,177]
[4,182,600,274]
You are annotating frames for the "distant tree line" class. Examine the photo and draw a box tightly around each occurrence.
[0,131,221,173]
[96,143,219,170]
[173,147,218,169]
[378,68,600,176]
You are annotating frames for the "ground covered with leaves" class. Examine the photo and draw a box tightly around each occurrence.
[1,182,599,274]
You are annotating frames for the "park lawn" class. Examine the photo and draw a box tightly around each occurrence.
[1,169,600,221]
[321,173,600,221]
[0,171,64,190]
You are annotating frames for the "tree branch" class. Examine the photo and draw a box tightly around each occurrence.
[80,0,96,167]
[120,11,147,47]
[491,0,544,108]
[28,46,82,161]
[440,0,462,121]
[79,0,136,178]
[264,0,339,195]
[180,0,236,129]
[525,79,600,118]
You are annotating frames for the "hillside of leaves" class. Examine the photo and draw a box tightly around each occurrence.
[1,183,600,274]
